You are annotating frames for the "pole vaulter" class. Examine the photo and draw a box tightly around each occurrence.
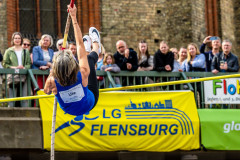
[41,1,102,159]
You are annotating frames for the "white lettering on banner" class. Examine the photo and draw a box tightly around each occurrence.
[59,84,85,103]
[223,121,240,133]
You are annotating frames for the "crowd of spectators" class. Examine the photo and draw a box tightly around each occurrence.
[0,31,239,107]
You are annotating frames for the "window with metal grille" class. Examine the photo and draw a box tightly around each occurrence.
[16,0,100,46]
[19,0,36,34]
[40,0,57,35]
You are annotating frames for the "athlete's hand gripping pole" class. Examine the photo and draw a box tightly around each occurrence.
[62,0,75,50]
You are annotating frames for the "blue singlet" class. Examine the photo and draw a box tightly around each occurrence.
[54,71,95,116]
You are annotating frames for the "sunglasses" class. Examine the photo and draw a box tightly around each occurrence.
[58,43,63,46]
[23,43,30,46]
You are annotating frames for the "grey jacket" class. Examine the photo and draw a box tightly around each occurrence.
[101,64,121,73]
[101,64,121,85]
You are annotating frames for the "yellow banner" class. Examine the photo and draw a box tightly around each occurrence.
[38,90,200,152]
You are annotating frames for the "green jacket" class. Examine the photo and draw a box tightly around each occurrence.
[3,47,31,69]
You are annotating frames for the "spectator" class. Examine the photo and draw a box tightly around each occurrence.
[137,40,153,86]
[171,49,182,90]
[153,41,174,72]
[22,38,33,64]
[114,40,138,86]
[137,40,153,71]
[170,48,178,56]
[114,40,138,71]
[32,34,54,89]
[211,40,239,74]
[101,53,121,87]
[200,36,221,72]
[96,45,105,88]
[97,45,105,70]
[172,51,182,72]
[182,43,205,102]
[3,32,31,107]
[54,38,68,54]
[69,41,78,63]
[182,43,205,72]
[177,47,187,67]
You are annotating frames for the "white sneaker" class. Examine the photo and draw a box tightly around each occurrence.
[83,35,91,53]
[89,27,101,53]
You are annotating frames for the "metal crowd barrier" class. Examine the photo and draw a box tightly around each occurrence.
[0,69,239,108]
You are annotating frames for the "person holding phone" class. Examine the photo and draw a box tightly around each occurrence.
[199,36,221,72]
[211,40,239,74]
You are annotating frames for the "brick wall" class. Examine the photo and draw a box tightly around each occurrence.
[0,0,7,54]
[101,0,193,55]
[6,0,17,49]
[1,0,240,58]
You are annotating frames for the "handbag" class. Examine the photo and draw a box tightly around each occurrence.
[7,49,27,86]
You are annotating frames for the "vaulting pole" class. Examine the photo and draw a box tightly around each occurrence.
[50,97,58,160]
[50,1,75,159]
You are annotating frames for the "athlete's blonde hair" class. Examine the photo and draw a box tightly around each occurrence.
[52,49,79,86]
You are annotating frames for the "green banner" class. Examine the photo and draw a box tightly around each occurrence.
[199,109,240,150]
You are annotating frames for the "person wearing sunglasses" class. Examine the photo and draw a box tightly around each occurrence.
[22,38,33,64]
[54,39,69,55]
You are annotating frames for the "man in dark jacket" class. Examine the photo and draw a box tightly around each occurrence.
[200,36,221,72]
[211,40,239,73]
[153,41,174,72]
[114,40,138,86]
[114,40,138,71]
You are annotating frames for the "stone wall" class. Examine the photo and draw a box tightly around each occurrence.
[191,0,206,47]
[0,0,7,54]
[220,0,237,54]
[101,0,192,55]
[233,0,240,55]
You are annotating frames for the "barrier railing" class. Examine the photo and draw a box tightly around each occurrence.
[0,69,239,108]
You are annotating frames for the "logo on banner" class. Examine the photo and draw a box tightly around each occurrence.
[54,100,194,136]
[204,78,240,104]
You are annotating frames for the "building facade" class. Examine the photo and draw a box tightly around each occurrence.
[0,0,239,58]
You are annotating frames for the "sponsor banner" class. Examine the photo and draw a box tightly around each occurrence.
[199,109,240,150]
[204,78,240,104]
[38,90,200,152]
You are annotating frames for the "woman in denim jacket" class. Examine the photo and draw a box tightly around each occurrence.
[32,34,54,89]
